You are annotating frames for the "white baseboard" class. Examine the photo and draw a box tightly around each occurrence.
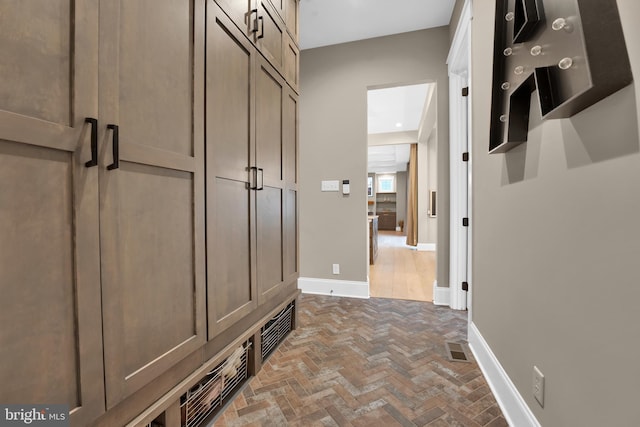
[297,277,370,299]
[433,280,450,306]
[417,243,436,251]
[468,322,541,427]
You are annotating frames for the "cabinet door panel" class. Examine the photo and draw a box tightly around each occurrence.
[99,0,206,407]
[0,2,104,425]
[213,0,252,37]
[118,0,194,156]
[284,34,299,92]
[256,60,283,184]
[256,57,285,302]
[283,89,298,283]
[284,0,298,41]
[0,1,72,126]
[257,187,284,300]
[256,0,284,71]
[206,3,257,337]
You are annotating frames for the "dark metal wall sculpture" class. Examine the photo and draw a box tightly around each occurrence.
[489,0,633,153]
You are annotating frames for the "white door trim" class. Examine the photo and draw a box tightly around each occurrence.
[446,0,472,312]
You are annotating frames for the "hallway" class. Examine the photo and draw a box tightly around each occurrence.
[215,294,506,426]
[369,231,435,302]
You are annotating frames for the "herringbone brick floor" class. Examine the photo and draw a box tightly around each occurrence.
[215,295,507,427]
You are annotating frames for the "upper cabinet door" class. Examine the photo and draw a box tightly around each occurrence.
[254,0,284,72]
[205,1,258,338]
[98,0,207,407]
[284,0,299,42]
[0,1,106,425]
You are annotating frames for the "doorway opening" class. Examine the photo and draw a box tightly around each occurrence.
[366,82,438,302]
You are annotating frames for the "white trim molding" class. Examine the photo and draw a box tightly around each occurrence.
[297,277,370,299]
[468,322,541,427]
[417,243,436,252]
[432,281,450,306]
[447,0,472,312]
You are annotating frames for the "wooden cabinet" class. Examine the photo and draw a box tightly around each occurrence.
[213,0,298,91]
[205,4,258,337]
[1,0,297,424]
[0,1,105,424]
[378,212,397,231]
[369,217,379,264]
[376,192,397,230]
[206,3,298,336]
[98,0,206,407]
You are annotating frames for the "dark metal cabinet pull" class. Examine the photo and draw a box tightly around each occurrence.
[257,16,264,40]
[257,168,264,190]
[84,117,98,167]
[249,166,258,190]
[107,124,119,170]
[250,9,258,33]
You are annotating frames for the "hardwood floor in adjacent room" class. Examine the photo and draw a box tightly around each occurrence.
[215,294,506,426]
[369,231,435,302]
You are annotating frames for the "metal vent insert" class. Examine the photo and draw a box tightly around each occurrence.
[445,342,471,363]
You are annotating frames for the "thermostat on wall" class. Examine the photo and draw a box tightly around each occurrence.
[342,180,350,195]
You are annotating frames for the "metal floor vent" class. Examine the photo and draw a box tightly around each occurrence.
[445,342,470,363]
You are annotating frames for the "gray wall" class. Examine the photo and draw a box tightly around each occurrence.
[471,0,640,425]
[300,27,450,283]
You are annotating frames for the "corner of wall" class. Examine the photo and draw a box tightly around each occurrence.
[432,280,450,306]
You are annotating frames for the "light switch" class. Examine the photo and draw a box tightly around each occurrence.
[321,180,340,192]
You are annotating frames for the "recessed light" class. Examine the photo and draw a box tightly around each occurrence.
[395,122,402,127]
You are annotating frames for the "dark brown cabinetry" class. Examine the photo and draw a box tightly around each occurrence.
[98,0,207,407]
[0,0,298,425]
[0,2,105,424]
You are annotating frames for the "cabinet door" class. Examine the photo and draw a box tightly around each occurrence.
[98,0,206,407]
[284,0,299,42]
[284,32,299,92]
[283,87,299,288]
[255,0,284,72]
[206,2,258,337]
[256,56,286,303]
[213,0,253,37]
[0,1,105,425]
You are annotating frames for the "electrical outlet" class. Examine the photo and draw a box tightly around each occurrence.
[533,366,545,407]
[332,264,340,275]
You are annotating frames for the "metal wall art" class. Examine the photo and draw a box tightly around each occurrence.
[489,0,633,153]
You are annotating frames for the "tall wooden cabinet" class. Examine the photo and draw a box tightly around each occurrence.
[0,0,298,425]
[97,0,207,408]
[206,1,298,335]
[0,2,105,425]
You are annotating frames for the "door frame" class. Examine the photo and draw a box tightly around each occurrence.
[447,0,472,313]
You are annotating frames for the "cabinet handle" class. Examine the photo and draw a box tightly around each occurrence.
[84,117,98,167]
[107,124,119,170]
[249,166,258,190]
[257,16,264,40]
[250,9,258,33]
[257,168,264,190]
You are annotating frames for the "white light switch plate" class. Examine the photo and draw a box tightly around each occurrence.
[321,180,340,192]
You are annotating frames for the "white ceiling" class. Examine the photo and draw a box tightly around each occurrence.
[299,0,456,50]
[367,84,431,134]
[368,144,411,174]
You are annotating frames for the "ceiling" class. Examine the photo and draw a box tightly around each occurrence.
[367,84,431,134]
[299,0,456,50]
